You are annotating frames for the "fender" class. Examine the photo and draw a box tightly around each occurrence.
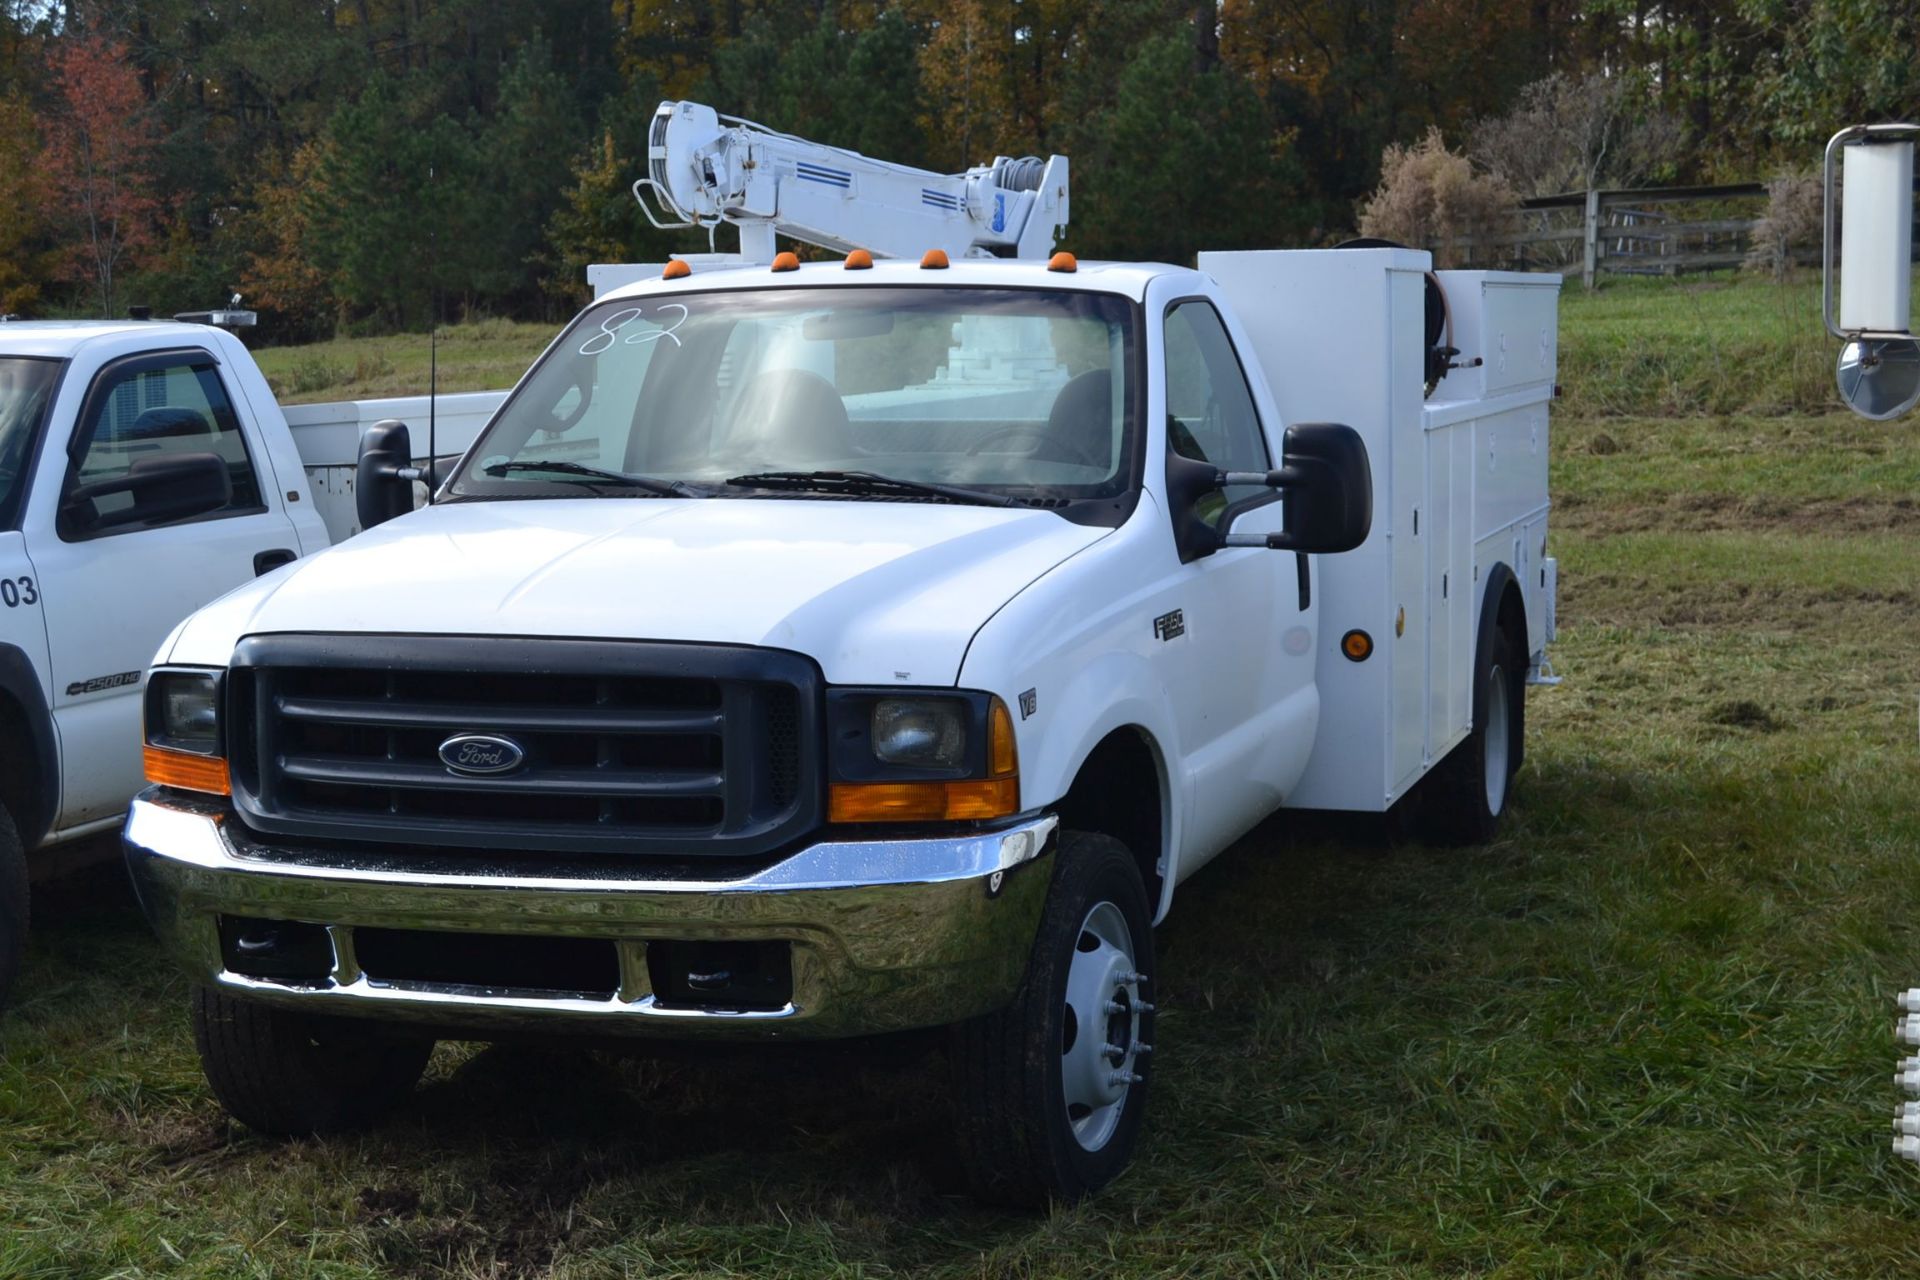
[0,643,58,847]
[1017,647,1186,924]
[1476,560,1526,771]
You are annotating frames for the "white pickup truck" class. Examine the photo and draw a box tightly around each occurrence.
[0,315,499,1001]
[122,242,1560,1204]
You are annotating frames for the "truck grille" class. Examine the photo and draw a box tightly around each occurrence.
[228,635,821,857]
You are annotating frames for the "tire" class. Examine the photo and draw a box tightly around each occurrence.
[949,830,1156,1207]
[1417,618,1524,846]
[191,985,434,1134]
[0,804,26,1014]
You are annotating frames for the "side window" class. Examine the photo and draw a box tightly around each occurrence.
[61,356,263,539]
[1163,301,1271,528]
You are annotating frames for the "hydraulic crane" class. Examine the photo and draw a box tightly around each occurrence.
[589,100,1070,297]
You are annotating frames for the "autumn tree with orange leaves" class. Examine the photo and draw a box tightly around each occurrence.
[41,34,162,317]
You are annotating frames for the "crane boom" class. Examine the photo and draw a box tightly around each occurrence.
[634,100,1069,265]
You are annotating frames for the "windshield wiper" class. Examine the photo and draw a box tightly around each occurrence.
[724,469,1018,508]
[483,459,707,497]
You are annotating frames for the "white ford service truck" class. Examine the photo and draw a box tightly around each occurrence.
[0,313,499,1003]
[122,104,1559,1205]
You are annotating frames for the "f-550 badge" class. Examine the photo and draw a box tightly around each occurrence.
[1153,609,1185,642]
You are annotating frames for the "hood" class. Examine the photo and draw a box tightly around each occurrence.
[166,497,1110,686]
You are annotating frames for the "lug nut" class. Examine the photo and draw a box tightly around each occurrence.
[1109,1070,1143,1086]
[1899,989,1920,1013]
[1898,1015,1920,1045]
[1896,1134,1920,1163]
[1123,971,1150,985]
[1895,1111,1920,1137]
[1133,1042,1153,1055]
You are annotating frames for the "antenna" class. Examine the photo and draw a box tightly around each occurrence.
[427,162,438,502]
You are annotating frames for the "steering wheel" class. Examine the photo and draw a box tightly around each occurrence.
[966,424,1101,470]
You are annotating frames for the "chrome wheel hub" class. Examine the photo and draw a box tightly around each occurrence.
[1060,900,1149,1152]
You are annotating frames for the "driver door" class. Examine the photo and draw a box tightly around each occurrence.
[1154,299,1318,864]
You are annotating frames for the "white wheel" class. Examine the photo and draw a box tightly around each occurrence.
[1484,662,1511,816]
[1060,900,1147,1153]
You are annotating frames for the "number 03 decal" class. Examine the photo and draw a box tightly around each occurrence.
[0,576,37,608]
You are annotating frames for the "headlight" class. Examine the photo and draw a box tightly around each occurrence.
[143,668,229,795]
[826,689,1018,822]
[871,698,967,768]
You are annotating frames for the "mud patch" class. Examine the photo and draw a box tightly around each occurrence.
[1706,700,1782,732]
[357,1184,423,1219]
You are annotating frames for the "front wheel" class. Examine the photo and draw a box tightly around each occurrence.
[191,986,434,1134]
[948,830,1156,1207]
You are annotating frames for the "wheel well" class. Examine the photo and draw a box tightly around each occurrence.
[1496,577,1528,656]
[0,692,44,844]
[1054,728,1165,908]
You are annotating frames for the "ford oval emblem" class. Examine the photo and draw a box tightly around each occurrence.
[438,732,526,776]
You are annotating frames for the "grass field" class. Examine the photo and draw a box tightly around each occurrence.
[7,274,1920,1277]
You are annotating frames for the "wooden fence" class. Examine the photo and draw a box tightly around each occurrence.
[1433,182,1779,288]
[1433,179,1920,287]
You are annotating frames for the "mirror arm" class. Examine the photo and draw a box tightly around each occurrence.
[1220,467,1306,489]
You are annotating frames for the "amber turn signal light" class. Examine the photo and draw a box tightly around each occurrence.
[830,778,1019,823]
[1341,629,1374,662]
[143,744,230,796]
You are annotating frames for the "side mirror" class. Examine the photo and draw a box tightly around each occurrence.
[61,452,233,534]
[355,419,415,530]
[1166,422,1373,561]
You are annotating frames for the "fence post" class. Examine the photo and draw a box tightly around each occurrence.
[1583,188,1601,290]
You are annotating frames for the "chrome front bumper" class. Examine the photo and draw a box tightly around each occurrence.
[124,794,1057,1040]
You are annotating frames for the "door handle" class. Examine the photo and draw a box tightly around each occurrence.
[254,548,297,576]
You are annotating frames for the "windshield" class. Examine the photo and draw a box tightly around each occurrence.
[0,358,61,530]
[451,286,1137,502]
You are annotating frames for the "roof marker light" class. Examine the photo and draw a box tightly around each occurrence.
[662,259,691,280]
[845,249,874,270]
[771,251,800,272]
[920,249,949,269]
[1048,251,1077,273]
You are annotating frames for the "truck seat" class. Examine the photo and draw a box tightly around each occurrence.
[1047,369,1112,465]
[729,369,850,463]
[125,406,211,441]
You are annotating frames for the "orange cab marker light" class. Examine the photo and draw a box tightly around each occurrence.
[1048,251,1077,273]
[920,249,950,269]
[844,248,874,270]
[771,251,800,272]
[143,744,230,796]
[662,259,691,280]
[830,778,1020,824]
[1341,629,1374,662]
